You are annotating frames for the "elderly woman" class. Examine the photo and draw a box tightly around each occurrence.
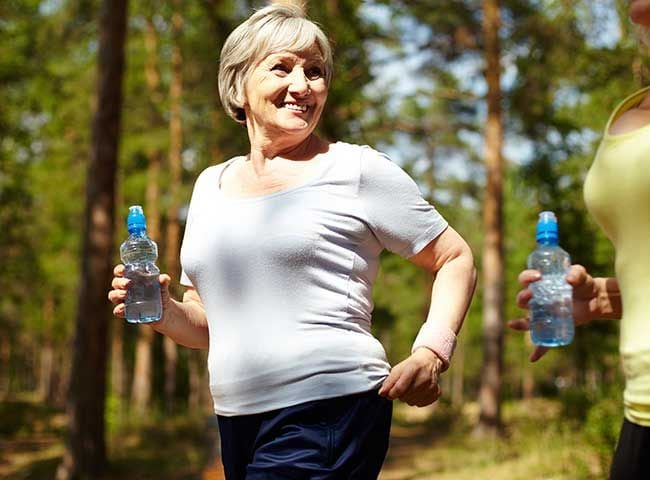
[109,3,476,479]
[513,1,650,478]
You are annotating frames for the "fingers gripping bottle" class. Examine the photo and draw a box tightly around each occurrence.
[527,211,574,346]
[120,205,163,323]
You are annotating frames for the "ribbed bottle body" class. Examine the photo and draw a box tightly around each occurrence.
[527,245,574,346]
[120,232,162,324]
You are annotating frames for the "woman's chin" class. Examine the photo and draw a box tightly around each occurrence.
[277,120,312,135]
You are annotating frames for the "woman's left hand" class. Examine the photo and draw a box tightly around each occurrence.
[378,348,443,406]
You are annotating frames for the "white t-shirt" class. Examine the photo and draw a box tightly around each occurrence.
[180,142,448,416]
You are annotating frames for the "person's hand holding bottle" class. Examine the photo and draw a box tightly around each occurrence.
[510,264,622,361]
[108,264,172,324]
[108,205,172,328]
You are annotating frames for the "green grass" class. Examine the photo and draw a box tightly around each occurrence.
[380,398,609,480]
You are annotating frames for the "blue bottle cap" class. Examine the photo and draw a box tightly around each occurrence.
[536,211,559,245]
[127,205,147,234]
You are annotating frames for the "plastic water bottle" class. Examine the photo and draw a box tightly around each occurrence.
[527,211,574,346]
[120,205,162,324]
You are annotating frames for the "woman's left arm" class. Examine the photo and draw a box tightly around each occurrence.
[379,226,477,406]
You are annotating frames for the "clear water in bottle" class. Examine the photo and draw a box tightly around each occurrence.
[120,206,162,324]
[527,212,574,347]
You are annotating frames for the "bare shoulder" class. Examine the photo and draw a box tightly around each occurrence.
[608,91,650,135]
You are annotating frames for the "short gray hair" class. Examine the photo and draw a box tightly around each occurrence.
[218,4,334,124]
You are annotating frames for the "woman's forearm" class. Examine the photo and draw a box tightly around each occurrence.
[427,252,477,333]
[153,297,209,349]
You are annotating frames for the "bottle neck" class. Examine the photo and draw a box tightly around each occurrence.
[537,238,558,247]
[128,228,147,237]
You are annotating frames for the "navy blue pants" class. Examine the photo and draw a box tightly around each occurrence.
[217,389,393,480]
[610,418,650,479]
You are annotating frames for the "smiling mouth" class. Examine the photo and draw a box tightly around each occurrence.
[280,103,309,113]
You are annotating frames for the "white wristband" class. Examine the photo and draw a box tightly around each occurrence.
[411,322,457,371]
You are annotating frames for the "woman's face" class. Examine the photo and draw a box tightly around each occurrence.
[243,45,328,142]
[630,0,650,27]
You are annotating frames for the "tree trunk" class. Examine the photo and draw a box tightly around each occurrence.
[201,0,229,166]
[38,294,55,404]
[54,348,72,409]
[57,0,128,477]
[164,0,184,412]
[110,317,126,410]
[164,337,178,411]
[165,0,183,289]
[451,338,465,408]
[522,365,535,400]
[522,335,535,399]
[0,333,9,400]
[131,326,154,415]
[477,0,504,436]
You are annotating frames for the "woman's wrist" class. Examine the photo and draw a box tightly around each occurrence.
[150,298,181,335]
[411,322,457,371]
[412,346,445,374]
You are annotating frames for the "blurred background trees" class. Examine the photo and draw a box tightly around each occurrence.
[0,0,644,478]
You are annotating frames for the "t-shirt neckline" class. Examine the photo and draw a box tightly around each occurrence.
[216,141,340,202]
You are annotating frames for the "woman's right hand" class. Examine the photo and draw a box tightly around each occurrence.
[107,264,172,321]
[509,264,601,361]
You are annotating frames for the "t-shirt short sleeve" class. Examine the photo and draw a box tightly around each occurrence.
[359,147,448,257]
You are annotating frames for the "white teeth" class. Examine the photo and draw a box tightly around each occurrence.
[282,103,308,112]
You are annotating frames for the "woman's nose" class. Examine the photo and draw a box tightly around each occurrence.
[288,68,310,96]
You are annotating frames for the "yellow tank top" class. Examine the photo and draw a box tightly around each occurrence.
[584,86,650,426]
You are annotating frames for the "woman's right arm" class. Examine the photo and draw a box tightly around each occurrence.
[108,264,209,349]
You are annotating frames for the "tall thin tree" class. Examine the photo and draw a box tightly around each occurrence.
[477,0,505,435]
[131,11,165,416]
[163,0,184,412]
[57,0,128,477]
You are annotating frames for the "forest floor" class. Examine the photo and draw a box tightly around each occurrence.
[1,396,608,480]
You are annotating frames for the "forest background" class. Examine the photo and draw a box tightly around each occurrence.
[1,0,644,478]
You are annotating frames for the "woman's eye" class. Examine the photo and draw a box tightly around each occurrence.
[272,64,290,75]
[306,66,323,80]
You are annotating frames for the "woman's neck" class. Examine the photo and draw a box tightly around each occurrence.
[247,134,328,173]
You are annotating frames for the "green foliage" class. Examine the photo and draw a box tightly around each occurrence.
[373,252,430,362]
[584,395,622,474]
[560,386,595,421]
[105,392,123,437]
